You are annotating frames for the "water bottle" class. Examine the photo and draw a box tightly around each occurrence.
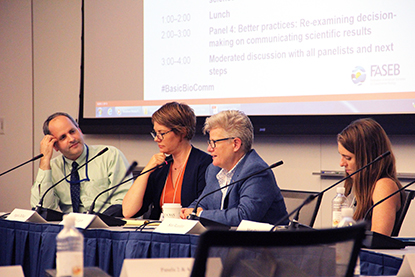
[56,214,84,277]
[336,208,358,275]
[338,207,356,227]
[332,187,349,227]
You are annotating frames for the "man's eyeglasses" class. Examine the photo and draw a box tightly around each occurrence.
[207,137,235,149]
[150,129,173,140]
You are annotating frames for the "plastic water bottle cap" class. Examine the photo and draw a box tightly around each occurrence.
[336,187,345,194]
[63,214,76,227]
[341,207,354,218]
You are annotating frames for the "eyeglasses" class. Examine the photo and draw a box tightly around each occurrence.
[207,137,235,149]
[150,129,173,140]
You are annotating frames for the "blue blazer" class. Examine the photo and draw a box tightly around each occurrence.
[190,149,288,226]
[134,146,212,219]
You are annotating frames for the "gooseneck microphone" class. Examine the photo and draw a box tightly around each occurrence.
[272,151,391,230]
[187,160,284,220]
[88,156,172,214]
[35,147,109,217]
[89,161,138,215]
[0,154,44,177]
[363,179,415,221]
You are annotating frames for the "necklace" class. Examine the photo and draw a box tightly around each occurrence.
[173,163,184,170]
[161,147,191,205]
[161,162,186,205]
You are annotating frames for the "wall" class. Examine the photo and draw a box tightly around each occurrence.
[0,0,33,212]
[1,0,414,234]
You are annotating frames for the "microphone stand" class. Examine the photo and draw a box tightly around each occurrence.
[87,177,133,215]
[287,210,301,230]
[86,159,171,226]
[271,151,391,231]
[87,160,168,214]
[84,161,137,226]
[364,179,415,220]
[0,154,43,177]
[34,147,109,221]
[187,160,284,221]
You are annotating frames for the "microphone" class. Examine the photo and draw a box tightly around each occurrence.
[272,151,391,229]
[85,161,137,226]
[125,161,139,177]
[0,154,44,177]
[187,160,284,220]
[88,159,172,227]
[88,157,172,215]
[34,147,109,220]
[88,161,138,215]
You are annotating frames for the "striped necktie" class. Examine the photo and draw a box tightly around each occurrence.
[70,161,81,212]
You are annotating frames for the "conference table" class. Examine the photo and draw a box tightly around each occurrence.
[0,219,404,277]
[0,219,199,277]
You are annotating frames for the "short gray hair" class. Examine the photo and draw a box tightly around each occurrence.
[203,110,253,153]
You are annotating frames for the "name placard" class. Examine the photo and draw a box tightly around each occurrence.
[120,258,222,277]
[154,218,206,235]
[59,213,108,229]
[236,220,274,231]
[120,258,193,277]
[397,253,415,277]
[6,208,47,223]
[0,265,25,277]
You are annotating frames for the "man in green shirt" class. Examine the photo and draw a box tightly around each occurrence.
[31,112,132,216]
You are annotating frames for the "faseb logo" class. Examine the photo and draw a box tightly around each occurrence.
[371,64,400,77]
[351,66,366,85]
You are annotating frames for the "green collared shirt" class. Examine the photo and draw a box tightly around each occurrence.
[31,144,132,214]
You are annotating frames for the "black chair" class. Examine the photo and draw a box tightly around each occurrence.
[280,189,323,227]
[190,222,367,277]
[391,189,415,236]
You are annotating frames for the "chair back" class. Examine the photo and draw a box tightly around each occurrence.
[281,189,322,227]
[191,222,367,277]
[391,189,415,236]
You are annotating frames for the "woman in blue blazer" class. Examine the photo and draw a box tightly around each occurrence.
[181,110,288,226]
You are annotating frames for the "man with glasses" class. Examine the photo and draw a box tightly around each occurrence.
[31,112,132,216]
[181,110,288,226]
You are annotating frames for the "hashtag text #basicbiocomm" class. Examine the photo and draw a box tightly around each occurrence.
[161,83,215,93]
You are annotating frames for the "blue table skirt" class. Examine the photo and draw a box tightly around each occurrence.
[360,249,403,276]
[0,219,403,277]
[0,220,199,277]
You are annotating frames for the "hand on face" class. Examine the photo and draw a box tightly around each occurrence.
[39,135,57,170]
[40,135,56,159]
[48,116,85,161]
[146,152,167,170]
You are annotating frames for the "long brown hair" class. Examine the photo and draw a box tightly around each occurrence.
[337,118,401,220]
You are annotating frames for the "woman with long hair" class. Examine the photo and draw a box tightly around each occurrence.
[337,118,402,236]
